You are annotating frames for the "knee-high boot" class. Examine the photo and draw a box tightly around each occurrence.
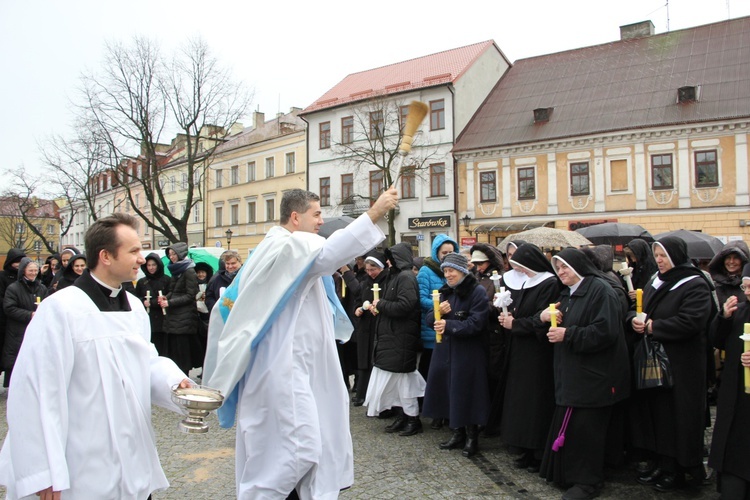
[462,425,479,457]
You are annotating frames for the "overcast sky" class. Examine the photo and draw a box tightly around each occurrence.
[2,0,748,179]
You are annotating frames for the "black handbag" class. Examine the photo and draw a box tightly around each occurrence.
[634,334,673,389]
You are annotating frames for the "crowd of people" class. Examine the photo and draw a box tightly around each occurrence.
[0,198,749,499]
[0,243,244,392]
[335,234,750,500]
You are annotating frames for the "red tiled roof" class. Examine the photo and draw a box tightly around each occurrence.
[302,40,499,113]
[454,16,750,152]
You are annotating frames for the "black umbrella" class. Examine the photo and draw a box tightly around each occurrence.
[653,229,724,260]
[318,215,356,239]
[575,222,654,246]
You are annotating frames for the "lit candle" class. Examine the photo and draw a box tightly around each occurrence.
[432,290,442,344]
[158,290,166,315]
[636,289,643,315]
[549,303,557,328]
[35,296,40,308]
[145,290,151,313]
[743,324,750,394]
[341,279,346,298]
[371,283,380,301]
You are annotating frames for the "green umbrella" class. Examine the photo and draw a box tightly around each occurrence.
[162,247,226,276]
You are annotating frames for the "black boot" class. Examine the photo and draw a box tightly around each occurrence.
[399,416,423,436]
[462,425,479,457]
[439,427,466,449]
[384,408,407,433]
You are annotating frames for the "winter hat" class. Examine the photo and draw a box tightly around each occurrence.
[470,250,489,263]
[441,252,470,275]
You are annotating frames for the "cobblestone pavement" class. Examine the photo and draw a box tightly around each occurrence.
[0,384,720,499]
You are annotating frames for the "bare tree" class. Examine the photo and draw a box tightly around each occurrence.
[2,169,60,254]
[39,120,111,228]
[0,202,32,253]
[332,97,441,246]
[78,36,252,243]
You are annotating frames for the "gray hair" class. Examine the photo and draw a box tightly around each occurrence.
[220,250,242,263]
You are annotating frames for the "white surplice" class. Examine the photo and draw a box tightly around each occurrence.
[0,287,187,499]
[204,214,384,499]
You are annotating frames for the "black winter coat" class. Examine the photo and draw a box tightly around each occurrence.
[372,243,420,373]
[423,273,490,428]
[499,275,561,450]
[163,267,199,335]
[355,270,387,370]
[52,254,87,293]
[709,303,750,479]
[553,276,630,408]
[205,270,237,315]
[135,254,171,334]
[2,277,47,371]
[0,248,26,339]
[625,271,714,468]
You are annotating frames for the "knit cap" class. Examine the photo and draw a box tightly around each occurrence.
[470,250,489,263]
[441,252,470,275]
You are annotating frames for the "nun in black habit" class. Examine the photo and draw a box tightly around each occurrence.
[629,236,717,492]
[539,248,630,500]
[709,262,750,499]
[496,244,561,471]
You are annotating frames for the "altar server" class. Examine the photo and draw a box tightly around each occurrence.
[0,213,191,499]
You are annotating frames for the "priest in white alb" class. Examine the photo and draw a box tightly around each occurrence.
[204,187,398,499]
[0,213,191,499]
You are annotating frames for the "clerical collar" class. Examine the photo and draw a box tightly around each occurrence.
[89,272,122,298]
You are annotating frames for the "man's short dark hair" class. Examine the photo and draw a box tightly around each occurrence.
[85,213,140,270]
[280,189,320,224]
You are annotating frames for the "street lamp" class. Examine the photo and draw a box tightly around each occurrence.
[461,214,472,232]
[225,228,233,250]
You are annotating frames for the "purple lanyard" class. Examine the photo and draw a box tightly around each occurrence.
[552,407,573,452]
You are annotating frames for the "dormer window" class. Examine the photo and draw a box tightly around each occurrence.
[533,107,553,123]
[678,86,699,103]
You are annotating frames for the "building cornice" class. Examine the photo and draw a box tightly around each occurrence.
[454,119,750,160]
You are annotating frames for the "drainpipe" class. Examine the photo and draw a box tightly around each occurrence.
[299,115,310,192]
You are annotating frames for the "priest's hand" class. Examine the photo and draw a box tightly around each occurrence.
[36,486,60,500]
[178,378,192,389]
[367,187,399,223]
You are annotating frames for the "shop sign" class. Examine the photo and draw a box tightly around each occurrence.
[408,216,450,229]
[461,237,477,247]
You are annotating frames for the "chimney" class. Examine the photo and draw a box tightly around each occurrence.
[620,21,655,40]
[253,111,265,129]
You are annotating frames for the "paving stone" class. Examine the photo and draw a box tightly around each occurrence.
[0,388,720,499]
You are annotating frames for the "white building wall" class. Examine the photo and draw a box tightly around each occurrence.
[306,87,457,256]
